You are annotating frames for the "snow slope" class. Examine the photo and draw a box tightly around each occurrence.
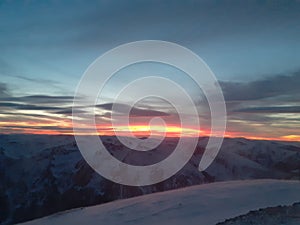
[19,180,300,225]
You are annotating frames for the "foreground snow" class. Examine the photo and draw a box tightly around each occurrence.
[19,180,300,225]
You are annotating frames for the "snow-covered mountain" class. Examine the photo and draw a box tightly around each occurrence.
[0,135,299,224]
[18,180,300,225]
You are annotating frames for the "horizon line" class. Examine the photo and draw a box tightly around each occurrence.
[0,132,299,143]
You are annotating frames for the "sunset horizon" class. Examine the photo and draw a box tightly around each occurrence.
[1,1,300,224]
[1,125,299,142]
[1,1,300,144]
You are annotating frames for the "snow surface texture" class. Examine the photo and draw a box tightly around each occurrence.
[19,180,300,225]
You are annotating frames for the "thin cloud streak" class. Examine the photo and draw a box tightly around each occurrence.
[0,70,300,140]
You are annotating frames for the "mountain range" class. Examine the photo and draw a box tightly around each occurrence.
[0,135,299,224]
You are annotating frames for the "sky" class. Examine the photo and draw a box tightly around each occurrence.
[0,0,299,140]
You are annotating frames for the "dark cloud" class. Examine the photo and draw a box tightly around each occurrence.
[1,125,72,131]
[221,72,300,101]
[220,72,300,137]
[55,108,86,115]
[0,95,74,104]
[0,102,61,111]
[0,92,75,113]
[24,95,73,100]
[10,75,60,86]
[0,82,9,98]
[20,95,74,104]
[235,106,300,114]
[96,103,170,117]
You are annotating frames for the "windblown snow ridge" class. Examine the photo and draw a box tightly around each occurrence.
[19,179,300,225]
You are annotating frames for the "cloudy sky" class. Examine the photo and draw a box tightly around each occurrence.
[0,0,299,140]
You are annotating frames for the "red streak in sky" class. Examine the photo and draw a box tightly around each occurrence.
[0,121,299,142]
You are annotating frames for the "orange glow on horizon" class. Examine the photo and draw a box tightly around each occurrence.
[0,121,299,142]
[280,135,300,142]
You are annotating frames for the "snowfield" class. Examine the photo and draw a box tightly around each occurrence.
[19,179,300,225]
